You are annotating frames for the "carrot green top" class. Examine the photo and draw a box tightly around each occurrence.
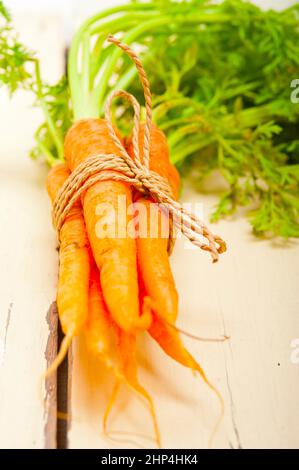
[1,0,299,238]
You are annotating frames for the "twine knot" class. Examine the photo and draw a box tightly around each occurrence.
[133,168,151,190]
[52,35,226,262]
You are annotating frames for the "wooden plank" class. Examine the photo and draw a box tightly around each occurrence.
[44,302,58,450]
[0,15,64,449]
[67,0,299,450]
[68,185,299,449]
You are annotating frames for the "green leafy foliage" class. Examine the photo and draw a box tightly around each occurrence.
[0,2,34,93]
[0,1,70,162]
[0,1,10,21]
[30,77,72,164]
[0,0,298,238]
[122,0,299,238]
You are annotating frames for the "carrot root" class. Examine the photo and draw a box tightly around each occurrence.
[103,378,122,436]
[148,307,224,447]
[44,332,73,379]
[126,379,161,449]
[102,330,161,448]
[160,317,229,343]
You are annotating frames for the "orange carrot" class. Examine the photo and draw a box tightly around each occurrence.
[127,125,224,436]
[85,262,118,371]
[126,123,170,186]
[46,163,90,374]
[84,259,159,444]
[64,118,151,334]
[127,123,179,326]
[103,331,161,448]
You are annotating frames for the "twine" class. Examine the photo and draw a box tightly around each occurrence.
[52,35,226,262]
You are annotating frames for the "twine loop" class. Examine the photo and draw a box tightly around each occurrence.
[52,35,226,262]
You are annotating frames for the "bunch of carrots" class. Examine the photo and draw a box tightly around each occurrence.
[0,2,226,447]
[46,117,224,446]
[44,45,229,444]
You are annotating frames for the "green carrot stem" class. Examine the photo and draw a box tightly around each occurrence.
[92,16,172,115]
[34,60,63,160]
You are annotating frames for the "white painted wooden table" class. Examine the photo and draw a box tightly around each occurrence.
[0,10,298,450]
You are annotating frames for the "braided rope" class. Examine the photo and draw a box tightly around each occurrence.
[52,35,226,262]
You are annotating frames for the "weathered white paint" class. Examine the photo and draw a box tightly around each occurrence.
[0,16,63,449]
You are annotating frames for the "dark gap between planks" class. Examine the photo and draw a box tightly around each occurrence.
[44,302,70,449]
[56,322,69,449]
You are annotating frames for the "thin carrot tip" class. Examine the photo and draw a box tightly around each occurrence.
[43,332,73,379]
